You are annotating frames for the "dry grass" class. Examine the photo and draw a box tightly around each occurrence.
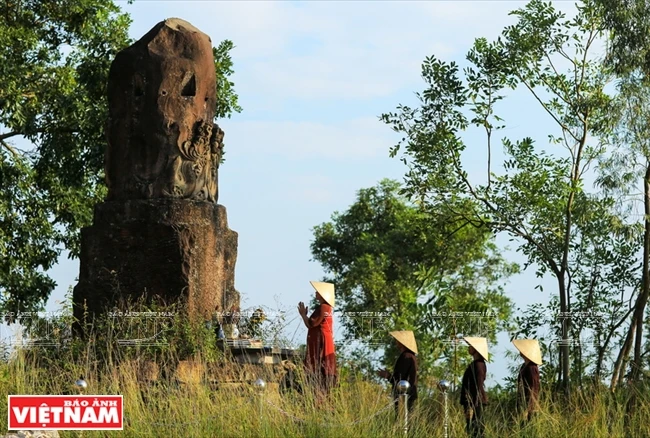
[1,349,649,438]
[0,307,647,437]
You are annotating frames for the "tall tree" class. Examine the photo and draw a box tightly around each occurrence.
[0,0,241,318]
[595,74,650,388]
[513,194,641,385]
[380,0,616,394]
[594,0,650,388]
[310,179,516,383]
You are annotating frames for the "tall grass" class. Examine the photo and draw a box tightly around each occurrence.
[2,348,650,438]
[1,305,649,437]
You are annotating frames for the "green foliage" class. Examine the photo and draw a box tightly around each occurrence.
[0,0,132,318]
[213,39,243,165]
[0,1,242,317]
[597,74,650,196]
[594,45,650,385]
[595,0,650,76]
[213,40,243,120]
[239,307,267,339]
[311,179,516,382]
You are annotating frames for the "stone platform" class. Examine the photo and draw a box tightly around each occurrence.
[217,339,300,365]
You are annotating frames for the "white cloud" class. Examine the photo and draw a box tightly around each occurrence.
[225,117,396,160]
[241,40,452,100]
[128,1,578,102]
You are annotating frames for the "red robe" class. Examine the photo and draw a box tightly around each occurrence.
[305,303,337,381]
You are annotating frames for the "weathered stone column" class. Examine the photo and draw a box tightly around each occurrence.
[73,18,240,330]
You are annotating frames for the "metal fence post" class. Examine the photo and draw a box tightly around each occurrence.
[397,380,410,436]
[438,379,451,438]
[254,378,266,423]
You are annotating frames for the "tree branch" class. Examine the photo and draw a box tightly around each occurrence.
[517,74,580,143]
[543,52,572,106]
[0,131,20,141]
[577,27,597,100]
[557,47,574,64]
[0,139,19,157]
[486,83,493,190]
[448,147,562,277]
[562,128,577,160]
[0,127,77,142]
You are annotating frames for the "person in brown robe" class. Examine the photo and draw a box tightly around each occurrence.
[512,339,542,424]
[460,337,488,438]
[377,330,418,413]
[298,281,337,394]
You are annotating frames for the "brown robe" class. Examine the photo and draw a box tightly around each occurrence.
[305,303,337,389]
[389,350,418,402]
[461,358,487,437]
[517,362,540,415]
[460,358,487,408]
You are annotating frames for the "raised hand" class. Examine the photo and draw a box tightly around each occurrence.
[297,301,308,316]
[377,368,390,379]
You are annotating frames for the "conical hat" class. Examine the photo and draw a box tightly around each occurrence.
[464,337,489,361]
[512,339,543,365]
[310,281,335,307]
[390,331,418,355]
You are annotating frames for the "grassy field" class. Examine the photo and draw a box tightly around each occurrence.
[1,349,650,438]
[0,307,647,438]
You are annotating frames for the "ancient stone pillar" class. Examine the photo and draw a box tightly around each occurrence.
[73,18,240,330]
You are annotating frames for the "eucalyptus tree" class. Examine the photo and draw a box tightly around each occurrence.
[594,0,650,388]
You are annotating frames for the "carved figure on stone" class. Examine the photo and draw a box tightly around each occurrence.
[105,18,224,202]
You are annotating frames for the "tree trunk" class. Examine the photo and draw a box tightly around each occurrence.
[600,305,637,383]
[576,342,583,387]
[611,321,635,391]
[558,275,571,396]
[597,325,615,380]
[595,341,604,380]
[631,163,650,381]
[619,352,630,383]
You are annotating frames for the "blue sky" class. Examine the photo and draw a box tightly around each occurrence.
[7,0,607,386]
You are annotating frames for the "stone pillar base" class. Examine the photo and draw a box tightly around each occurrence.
[72,199,240,331]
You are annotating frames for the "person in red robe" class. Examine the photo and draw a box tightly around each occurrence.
[298,281,337,394]
[512,339,542,424]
